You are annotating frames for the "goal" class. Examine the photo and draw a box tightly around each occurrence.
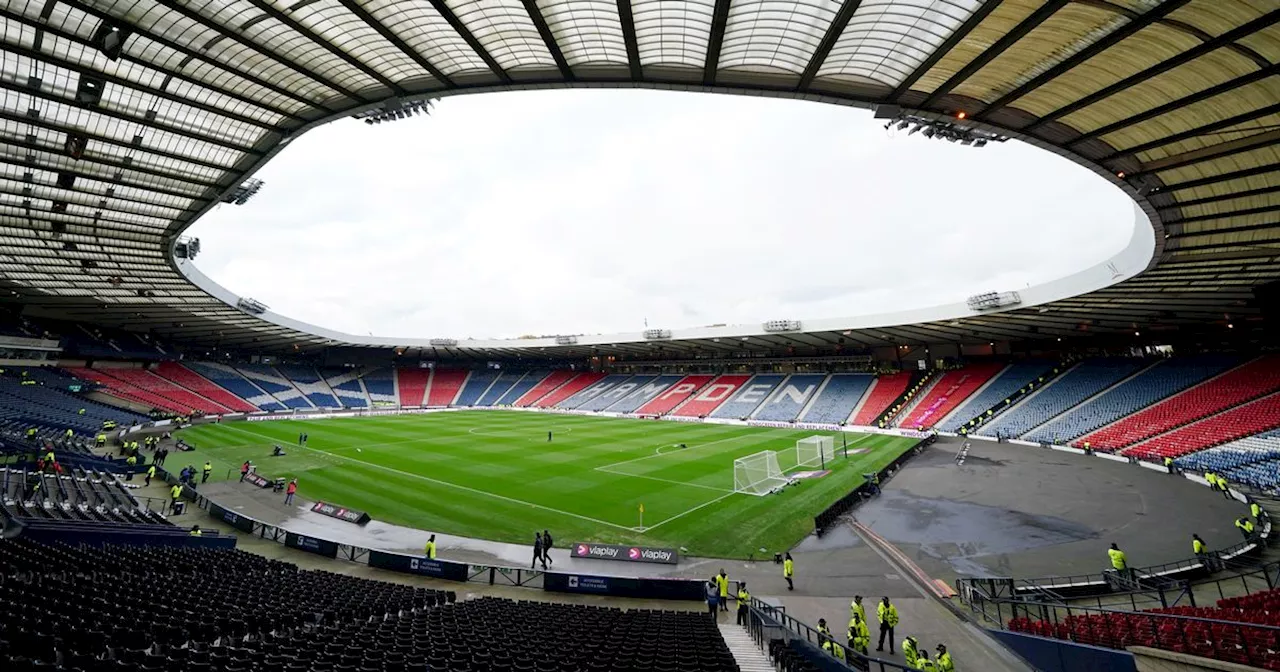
[796,435,836,468]
[733,450,790,496]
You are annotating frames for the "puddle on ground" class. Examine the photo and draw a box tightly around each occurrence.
[855,491,1099,576]
[793,524,865,552]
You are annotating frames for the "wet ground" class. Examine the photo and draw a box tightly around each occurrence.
[859,439,1246,581]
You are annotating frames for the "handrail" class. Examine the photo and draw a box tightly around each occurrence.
[747,597,916,672]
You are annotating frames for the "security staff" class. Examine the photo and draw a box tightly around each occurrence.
[717,569,729,612]
[202,461,213,484]
[1192,533,1206,557]
[145,464,156,486]
[169,483,183,514]
[188,525,202,537]
[783,552,794,591]
[65,428,73,440]
[1164,456,1175,474]
[1236,517,1256,540]
[902,636,921,668]
[821,638,845,662]
[736,582,750,626]
[914,650,938,671]
[876,597,899,654]
[125,454,137,480]
[44,449,55,465]
[817,618,832,640]
[424,534,437,559]
[935,644,954,672]
[1252,500,1268,524]
[848,612,870,656]
[1108,543,1127,572]
[850,595,865,624]
[1218,475,1233,499]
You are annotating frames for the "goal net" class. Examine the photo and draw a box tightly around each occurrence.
[733,450,790,496]
[796,435,836,467]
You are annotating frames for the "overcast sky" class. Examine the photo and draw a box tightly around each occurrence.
[188,89,1134,340]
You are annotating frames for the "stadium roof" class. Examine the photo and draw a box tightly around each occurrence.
[0,0,1276,358]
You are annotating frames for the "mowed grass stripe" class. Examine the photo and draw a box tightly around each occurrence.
[178,411,916,558]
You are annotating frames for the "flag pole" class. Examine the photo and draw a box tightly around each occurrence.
[639,503,644,530]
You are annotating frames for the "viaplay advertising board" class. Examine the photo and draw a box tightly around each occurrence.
[368,550,468,582]
[571,542,678,565]
[284,531,339,558]
[544,573,704,601]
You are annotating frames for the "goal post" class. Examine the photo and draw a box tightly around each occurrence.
[733,450,790,496]
[796,435,836,468]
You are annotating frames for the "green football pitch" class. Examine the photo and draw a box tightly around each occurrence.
[175,410,916,559]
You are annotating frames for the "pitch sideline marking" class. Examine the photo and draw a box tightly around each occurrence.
[592,467,734,494]
[218,423,638,531]
[595,433,758,471]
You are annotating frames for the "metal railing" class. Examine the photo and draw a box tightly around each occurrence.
[746,597,915,672]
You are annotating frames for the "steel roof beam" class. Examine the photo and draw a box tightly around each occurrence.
[1168,211,1280,237]
[890,0,1004,101]
[797,0,864,91]
[1132,129,1280,177]
[1069,64,1280,146]
[1166,184,1280,208]
[150,0,368,103]
[243,0,401,95]
[615,0,643,80]
[919,0,1069,110]
[703,0,732,86]
[62,0,316,116]
[0,157,209,203]
[1027,11,1280,132]
[0,180,186,217]
[0,79,260,156]
[1,38,275,133]
[1100,102,1280,163]
[519,0,573,80]
[427,0,511,84]
[1158,164,1280,193]
[4,136,220,191]
[975,0,1192,120]
[336,0,455,87]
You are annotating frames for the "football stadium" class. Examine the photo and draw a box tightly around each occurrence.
[0,1,1277,672]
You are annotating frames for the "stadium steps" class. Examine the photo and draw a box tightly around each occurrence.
[845,376,877,423]
[890,371,943,428]
[1025,359,1164,441]
[717,623,773,672]
[975,360,1083,435]
[933,363,1011,428]
[795,374,832,422]
[356,373,373,406]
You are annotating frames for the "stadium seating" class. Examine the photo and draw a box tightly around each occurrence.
[851,371,912,426]
[605,374,686,413]
[276,365,342,408]
[582,375,657,412]
[1025,356,1240,446]
[67,368,229,415]
[673,374,751,417]
[1009,591,1280,670]
[1,466,171,527]
[563,374,636,410]
[938,361,1057,432]
[635,374,715,415]
[754,374,827,422]
[1124,392,1280,461]
[1175,430,1280,491]
[978,358,1143,438]
[396,368,429,406]
[532,372,605,408]
[454,370,498,406]
[1082,356,1280,451]
[0,369,146,434]
[494,370,548,406]
[800,373,873,424]
[426,369,469,406]
[0,538,734,672]
[236,365,313,409]
[155,362,259,412]
[184,362,285,411]
[711,374,786,419]
[321,368,371,407]
[476,372,523,406]
[514,370,577,406]
[899,363,1005,429]
[361,367,397,406]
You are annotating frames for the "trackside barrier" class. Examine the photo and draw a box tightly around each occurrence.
[987,630,1136,672]
[746,597,915,672]
[194,491,700,601]
[814,434,934,536]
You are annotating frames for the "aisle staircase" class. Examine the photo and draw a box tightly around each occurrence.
[718,623,773,672]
